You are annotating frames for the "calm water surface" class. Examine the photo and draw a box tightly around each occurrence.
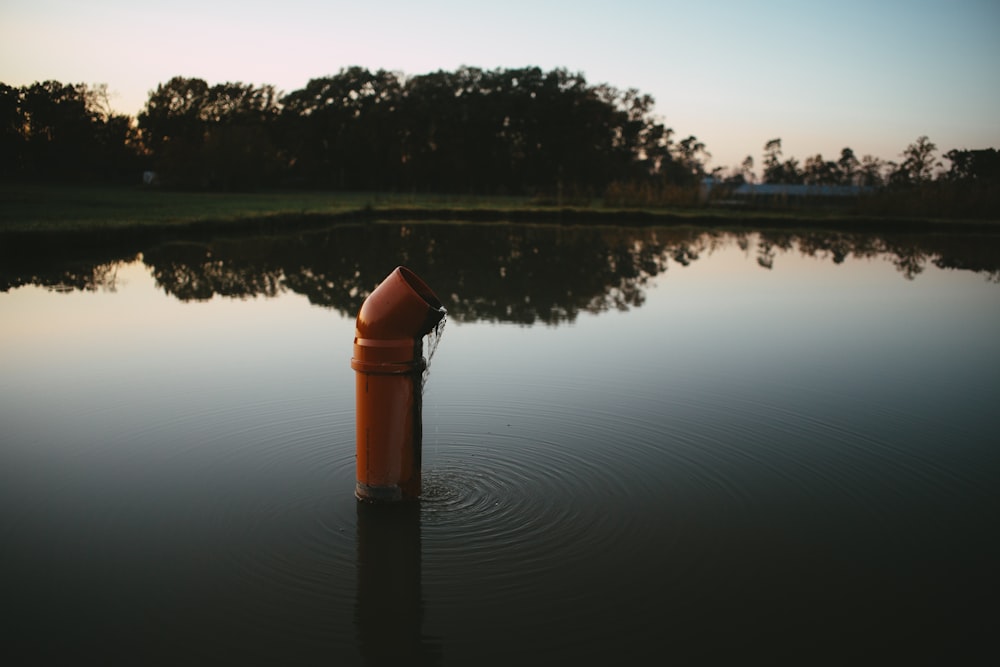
[2,224,999,664]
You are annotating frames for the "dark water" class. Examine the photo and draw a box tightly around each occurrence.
[2,223,999,664]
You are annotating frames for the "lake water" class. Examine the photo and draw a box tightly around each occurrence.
[2,223,999,664]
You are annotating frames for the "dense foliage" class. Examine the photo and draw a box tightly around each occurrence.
[2,69,998,215]
[0,81,141,183]
[134,67,675,193]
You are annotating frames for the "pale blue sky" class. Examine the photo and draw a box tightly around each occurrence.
[3,0,998,172]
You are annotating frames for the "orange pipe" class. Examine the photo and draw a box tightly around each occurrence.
[352,267,445,502]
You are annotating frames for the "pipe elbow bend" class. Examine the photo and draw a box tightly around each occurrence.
[353,267,445,366]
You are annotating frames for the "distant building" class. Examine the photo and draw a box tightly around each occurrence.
[701,177,875,202]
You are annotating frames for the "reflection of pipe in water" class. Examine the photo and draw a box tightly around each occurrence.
[354,501,442,664]
[351,266,446,502]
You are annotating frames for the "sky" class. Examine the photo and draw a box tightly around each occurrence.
[2,0,998,173]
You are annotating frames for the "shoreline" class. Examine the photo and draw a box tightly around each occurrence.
[2,184,999,241]
[3,206,999,243]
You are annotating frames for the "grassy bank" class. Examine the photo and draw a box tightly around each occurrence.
[2,183,998,237]
[0,184,545,233]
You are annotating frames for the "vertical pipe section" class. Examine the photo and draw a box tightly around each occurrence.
[352,267,445,502]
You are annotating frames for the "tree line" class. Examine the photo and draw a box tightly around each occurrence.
[735,136,999,189]
[0,81,140,183]
[2,68,677,193]
[2,69,998,199]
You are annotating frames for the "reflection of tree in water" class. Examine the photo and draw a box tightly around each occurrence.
[143,240,285,301]
[48,262,125,293]
[754,232,795,270]
[769,230,1000,281]
[671,242,702,267]
[273,224,698,324]
[0,242,137,293]
[4,226,999,315]
[757,241,776,269]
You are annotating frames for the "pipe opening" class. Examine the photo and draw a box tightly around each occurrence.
[398,266,444,312]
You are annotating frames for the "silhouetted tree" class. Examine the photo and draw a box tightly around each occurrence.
[399,67,480,191]
[837,147,859,185]
[672,135,710,183]
[0,83,22,178]
[943,148,1000,184]
[139,77,280,189]
[762,138,783,183]
[741,155,755,184]
[858,154,886,187]
[201,82,281,190]
[138,77,210,187]
[21,81,99,179]
[803,153,839,185]
[0,80,141,182]
[891,135,940,186]
[279,67,403,189]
